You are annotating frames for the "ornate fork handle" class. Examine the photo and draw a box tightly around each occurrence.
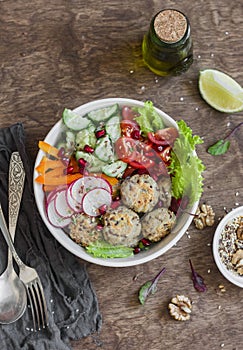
[8,152,25,232]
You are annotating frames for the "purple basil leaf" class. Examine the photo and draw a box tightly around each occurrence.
[138,267,166,305]
[189,259,207,292]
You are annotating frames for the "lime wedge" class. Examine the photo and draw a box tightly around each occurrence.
[199,69,243,113]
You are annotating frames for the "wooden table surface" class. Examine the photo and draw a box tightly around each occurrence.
[0,1,242,349]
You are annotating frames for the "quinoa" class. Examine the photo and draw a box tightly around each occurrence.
[218,215,243,276]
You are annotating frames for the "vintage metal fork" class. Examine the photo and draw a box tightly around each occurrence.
[0,202,48,331]
[0,154,48,331]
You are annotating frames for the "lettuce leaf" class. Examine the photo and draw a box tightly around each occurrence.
[86,240,134,258]
[133,101,165,135]
[169,120,205,204]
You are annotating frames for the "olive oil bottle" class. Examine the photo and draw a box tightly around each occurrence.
[142,9,193,76]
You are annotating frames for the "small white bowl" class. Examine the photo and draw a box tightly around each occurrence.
[213,206,243,288]
[33,98,199,267]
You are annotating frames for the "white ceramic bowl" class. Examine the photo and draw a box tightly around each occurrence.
[33,98,199,267]
[213,206,243,288]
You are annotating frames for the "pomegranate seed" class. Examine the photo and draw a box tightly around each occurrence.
[57,147,65,158]
[151,174,158,181]
[141,238,151,247]
[96,224,104,231]
[131,129,140,139]
[111,200,120,209]
[99,204,108,215]
[61,157,70,166]
[78,158,87,167]
[95,129,106,138]
[84,145,94,153]
[157,200,163,208]
[63,166,74,175]
[133,247,141,254]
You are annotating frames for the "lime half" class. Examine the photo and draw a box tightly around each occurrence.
[199,69,243,113]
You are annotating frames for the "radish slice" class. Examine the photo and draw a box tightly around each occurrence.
[82,188,112,217]
[47,199,71,228]
[70,176,112,203]
[54,189,74,218]
[66,185,82,213]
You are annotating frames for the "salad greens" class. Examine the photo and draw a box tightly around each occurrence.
[207,121,243,156]
[169,120,205,204]
[133,101,165,135]
[86,240,134,258]
[138,267,166,305]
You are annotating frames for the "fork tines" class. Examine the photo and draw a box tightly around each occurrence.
[27,280,48,331]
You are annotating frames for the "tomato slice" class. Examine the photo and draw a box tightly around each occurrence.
[115,137,137,163]
[115,137,155,169]
[148,127,179,146]
[120,119,140,139]
[121,106,138,121]
[158,146,172,164]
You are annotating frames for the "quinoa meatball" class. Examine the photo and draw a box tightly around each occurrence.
[120,174,159,213]
[142,208,176,242]
[102,206,141,246]
[157,176,172,209]
[69,213,101,247]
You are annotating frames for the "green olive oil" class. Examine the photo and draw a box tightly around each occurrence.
[142,9,193,76]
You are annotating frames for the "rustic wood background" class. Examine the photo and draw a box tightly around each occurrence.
[0,0,242,349]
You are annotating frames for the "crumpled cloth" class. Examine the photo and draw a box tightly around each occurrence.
[0,123,102,350]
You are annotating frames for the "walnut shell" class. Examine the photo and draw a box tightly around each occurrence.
[168,295,192,321]
[194,204,215,230]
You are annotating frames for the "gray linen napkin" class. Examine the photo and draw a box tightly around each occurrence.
[0,123,102,349]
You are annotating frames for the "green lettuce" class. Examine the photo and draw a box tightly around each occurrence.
[169,120,205,204]
[133,101,165,135]
[86,240,134,258]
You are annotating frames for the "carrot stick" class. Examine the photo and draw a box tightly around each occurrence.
[36,157,65,174]
[35,172,83,186]
[38,141,60,158]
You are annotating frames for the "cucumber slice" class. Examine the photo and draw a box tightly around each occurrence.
[87,104,119,122]
[94,135,115,163]
[63,108,91,131]
[76,151,106,172]
[102,160,127,178]
[76,124,96,150]
[105,116,121,143]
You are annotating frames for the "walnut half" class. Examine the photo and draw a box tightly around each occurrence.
[194,204,215,230]
[168,295,192,321]
[231,249,243,275]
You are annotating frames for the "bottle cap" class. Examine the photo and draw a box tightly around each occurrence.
[154,9,187,43]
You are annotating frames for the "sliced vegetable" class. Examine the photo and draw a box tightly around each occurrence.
[54,189,74,218]
[76,124,96,150]
[76,151,106,172]
[82,188,112,217]
[105,116,121,142]
[115,137,155,168]
[35,172,83,186]
[94,135,115,163]
[147,127,179,146]
[63,108,91,131]
[47,198,72,228]
[38,141,60,158]
[87,103,119,122]
[35,156,65,174]
[102,160,127,178]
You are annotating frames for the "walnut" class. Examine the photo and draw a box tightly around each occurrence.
[236,218,243,240]
[193,204,215,230]
[231,249,243,275]
[168,295,192,321]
